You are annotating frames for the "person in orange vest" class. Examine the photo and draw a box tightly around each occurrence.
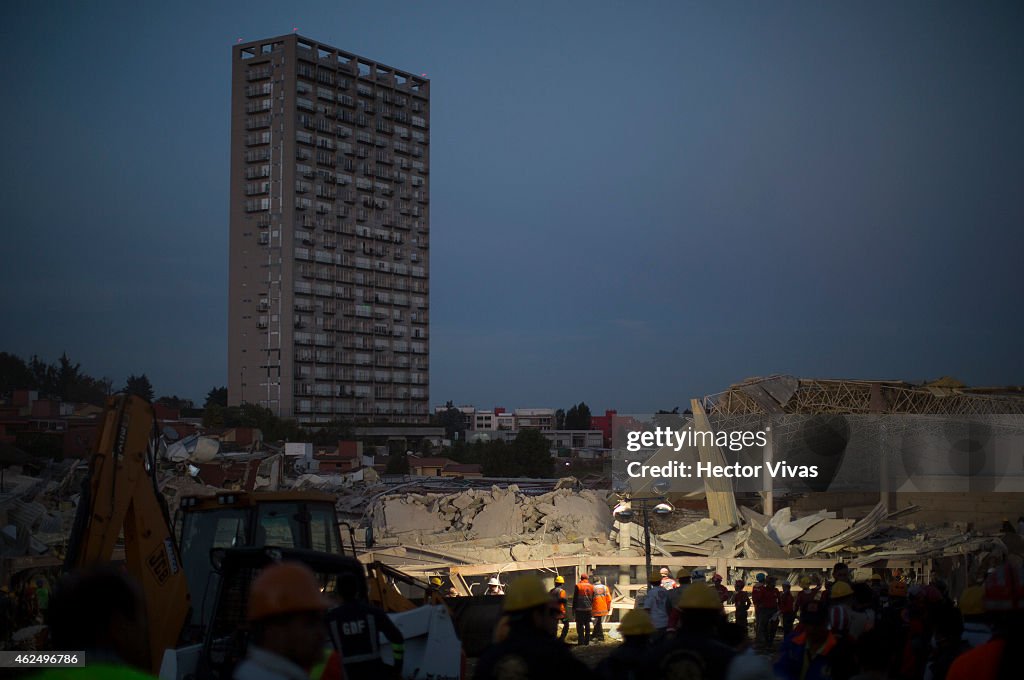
[549,575,570,642]
[590,576,611,642]
[946,562,1024,680]
[573,573,595,646]
[659,567,678,590]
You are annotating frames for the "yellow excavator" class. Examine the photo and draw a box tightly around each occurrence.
[65,394,464,678]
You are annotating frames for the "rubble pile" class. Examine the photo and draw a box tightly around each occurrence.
[369,484,615,560]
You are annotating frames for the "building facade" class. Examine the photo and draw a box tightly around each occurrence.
[228,34,430,424]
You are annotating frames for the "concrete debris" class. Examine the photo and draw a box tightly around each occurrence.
[369,485,613,559]
[658,518,731,546]
[738,525,788,560]
[797,518,856,543]
[765,508,830,546]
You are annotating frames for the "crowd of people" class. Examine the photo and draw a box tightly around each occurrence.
[474,560,1024,680]
[8,557,1023,680]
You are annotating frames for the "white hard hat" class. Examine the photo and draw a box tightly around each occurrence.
[488,577,502,586]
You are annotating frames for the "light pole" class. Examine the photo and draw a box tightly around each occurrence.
[614,485,674,580]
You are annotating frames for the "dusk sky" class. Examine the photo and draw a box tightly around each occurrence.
[2,1,1022,412]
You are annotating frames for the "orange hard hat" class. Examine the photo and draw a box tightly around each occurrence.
[247,561,331,622]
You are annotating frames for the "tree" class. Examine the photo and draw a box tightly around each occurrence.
[564,402,592,430]
[432,400,466,441]
[156,395,194,411]
[483,429,553,478]
[123,374,154,401]
[555,408,566,430]
[0,352,33,396]
[205,386,228,408]
[385,451,410,474]
[310,419,353,446]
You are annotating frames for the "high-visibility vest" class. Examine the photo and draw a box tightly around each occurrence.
[592,584,611,616]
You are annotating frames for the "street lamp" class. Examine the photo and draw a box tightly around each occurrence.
[614,493,674,579]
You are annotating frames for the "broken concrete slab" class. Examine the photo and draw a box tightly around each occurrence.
[798,518,856,543]
[742,525,788,560]
[659,518,732,545]
[766,508,829,546]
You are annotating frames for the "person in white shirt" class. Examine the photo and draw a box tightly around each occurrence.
[643,570,671,634]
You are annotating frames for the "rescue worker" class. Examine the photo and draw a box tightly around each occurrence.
[666,567,696,631]
[37,565,154,679]
[795,575,815,616]
[946,562,1024,680]
[659,567,678,590]
[833,581,876,641]
[323,572,404,680]
[34,577,50,622]
[425,576,445,604]
[752,573,779,651]
[711,573,729,602]
[549,575,570,643]
[473,575,593,680]
[235,561,332,680]
[591,576,611,643]
[957,585,991,648]
[596,609,654,680]
[642,570,670,636]
[485,577,504,596]
[779,581,796,638]
[573,573,595,645]
[651,583,736,680]
[732,579,751,630]
[774,599,856,680]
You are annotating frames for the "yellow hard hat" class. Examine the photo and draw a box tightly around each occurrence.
[503,575,551,612]
[430,576,443,586]
[959,585,985,616]
[619,608,655,636]
[649,570,663,583]
[554,575,565,584]
[678,583,723,611]
[799,576,811,587]
[247,562,331,622]
[831,581,854,599]
[676,567,691,579]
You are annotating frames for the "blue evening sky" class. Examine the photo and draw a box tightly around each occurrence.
[1,1,1022,411]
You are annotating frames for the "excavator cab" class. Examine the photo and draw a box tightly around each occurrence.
[176,491,346,638]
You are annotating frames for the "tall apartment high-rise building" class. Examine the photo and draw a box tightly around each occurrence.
[228,34,430,424]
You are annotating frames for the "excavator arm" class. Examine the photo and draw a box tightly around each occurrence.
[65,394,190,672]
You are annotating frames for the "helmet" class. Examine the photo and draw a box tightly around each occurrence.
[889,580,907,597]
[579,573,589,581]
[503,575,550,612]
[554,575,565,584]
[488,577,502,587]
[678,583,723,611]
[430,576,443,586]
[247,562,330,622]
[660,567,670,576]
[831,582,854,600]
[712,573,723,582]
[619,608,655,636]
[755,573,766,583]
[649,571,663,584]
[799,576,811,588]
[870,573,882,582]
[676,567,691,579]
[959,585,985,616]
[983,562,1024,612]
[735,579,745,588]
